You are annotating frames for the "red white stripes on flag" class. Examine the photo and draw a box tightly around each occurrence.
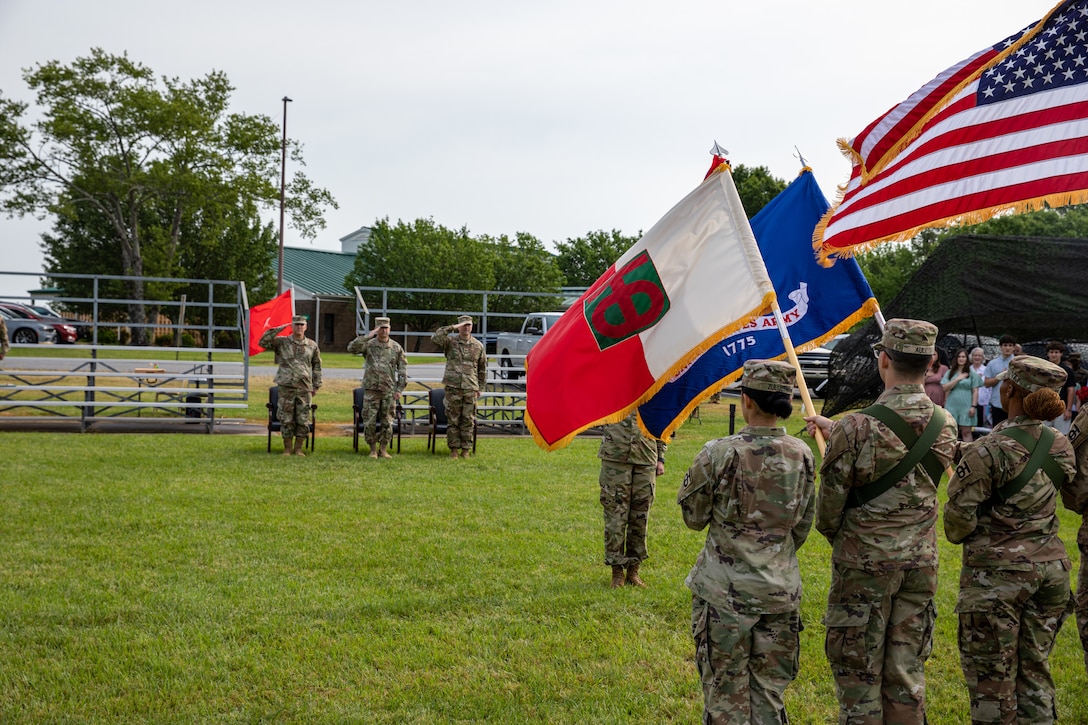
[847,31,1023,181]
[815,0,1088,263]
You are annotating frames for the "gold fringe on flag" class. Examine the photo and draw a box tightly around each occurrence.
[525,290,777,452]
[636,297,879,443]
[814,189,1088,268]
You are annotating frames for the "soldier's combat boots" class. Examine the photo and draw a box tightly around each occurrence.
[293,437,306,457]
[610,565,626,589]
[283,437,293,456]
[368,444,378,459]
[625,563,646,588]
[378,443,392,459]
[450,450,460,459]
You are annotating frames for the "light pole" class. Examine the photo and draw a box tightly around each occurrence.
[277,96,293,294]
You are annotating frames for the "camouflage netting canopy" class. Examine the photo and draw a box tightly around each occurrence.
[821,234,1088,417]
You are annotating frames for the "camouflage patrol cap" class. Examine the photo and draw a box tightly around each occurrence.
[741,359,796,394]
[872,318,937,356]
[375,316,391,328]
[457,315,473,325]
[997,354,1068,393]
[291,315,307,324]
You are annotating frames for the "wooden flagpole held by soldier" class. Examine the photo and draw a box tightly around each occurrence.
[771,302,825,452]
[774,304,888,455]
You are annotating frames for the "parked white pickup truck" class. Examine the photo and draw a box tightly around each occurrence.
[495,312,564,379]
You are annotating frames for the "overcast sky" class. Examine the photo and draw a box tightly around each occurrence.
[0,0,1048,298]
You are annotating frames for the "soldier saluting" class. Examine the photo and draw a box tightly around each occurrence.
[260,314,322,456]
[348,316,407,459]
[432,315,487,459]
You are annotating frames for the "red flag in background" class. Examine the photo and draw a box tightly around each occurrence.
[248,289,293,355]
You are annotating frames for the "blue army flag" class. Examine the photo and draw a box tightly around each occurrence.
[638,167,878,440]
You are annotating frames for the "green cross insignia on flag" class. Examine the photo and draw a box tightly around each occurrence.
[584,251,670,351]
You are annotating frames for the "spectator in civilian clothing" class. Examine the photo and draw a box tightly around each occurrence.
[985,335,1018,426]
[971,347,991,427]
[1045,341,1075,435]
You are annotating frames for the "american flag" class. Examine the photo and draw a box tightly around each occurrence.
[815,0,1088,263]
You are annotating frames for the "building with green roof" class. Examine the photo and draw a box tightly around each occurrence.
[277,226,370,348]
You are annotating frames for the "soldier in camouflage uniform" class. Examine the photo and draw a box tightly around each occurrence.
[599,411,665,588]
[260,314,323,456]
[805,319,958,725]
[0,314,8,360]
[945,355,1079,724]
[348,316,407,458]
[432,315,487,459]
[679,360,815,725]
[1067,406,1088,676]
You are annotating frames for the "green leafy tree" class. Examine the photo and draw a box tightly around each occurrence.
[479,232,564,327]
[346,218,494,350]
[0,48,336,344]
[732,164,787,219]
[856,231,941,307]
[553,229,639,287]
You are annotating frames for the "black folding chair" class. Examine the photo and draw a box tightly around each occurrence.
[352,387,365,453]
[427,387,476,453]
[353,387,402,453]
[266,386,317,452]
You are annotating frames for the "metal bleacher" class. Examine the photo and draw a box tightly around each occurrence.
[0,273,252,433]
[396,374,527,437]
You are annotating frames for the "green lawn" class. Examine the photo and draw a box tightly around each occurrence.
[2,403,1087,723]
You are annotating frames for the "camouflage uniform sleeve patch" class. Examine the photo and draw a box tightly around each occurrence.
[944,442,995,544]
[678,447,717,531]
[1068,406,1088,449]
[955,457,973,482]
[678,448,714,502]
[820,417,854,474]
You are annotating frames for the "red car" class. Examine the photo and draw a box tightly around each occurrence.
[0,302,79,344]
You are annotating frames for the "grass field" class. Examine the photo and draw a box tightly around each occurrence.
[2,401,1088,723]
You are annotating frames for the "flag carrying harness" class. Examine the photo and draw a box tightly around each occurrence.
[845,405,946,509]
[977,425,1064,517]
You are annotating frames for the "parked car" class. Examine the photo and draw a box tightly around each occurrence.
[495,312,564,379]
[0,302,78,343]
[0,306,58,345]
[797,333,850,397]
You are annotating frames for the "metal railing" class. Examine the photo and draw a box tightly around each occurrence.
[0,271,251,432]
[351,285,584,350]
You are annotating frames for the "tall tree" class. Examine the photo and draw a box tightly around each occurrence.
[855,231,941,307]
[479,232,564,326]
[553,229,639,287]
[732,164,787,219]
[345,218,494,350]
[0,48,336,343]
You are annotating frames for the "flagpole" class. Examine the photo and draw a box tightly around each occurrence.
[771,302,826,452]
